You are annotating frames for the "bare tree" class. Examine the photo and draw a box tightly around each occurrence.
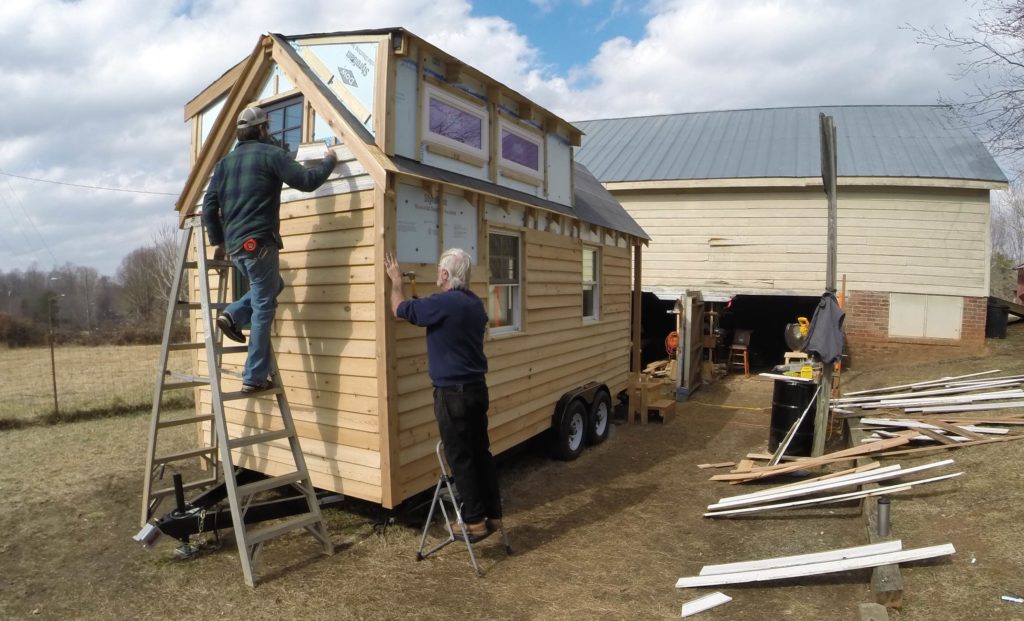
[117,246,164,324]
[907,0,1024,177]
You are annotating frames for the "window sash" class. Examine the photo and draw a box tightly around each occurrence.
[582,247,599,319]
[489,232,521,331]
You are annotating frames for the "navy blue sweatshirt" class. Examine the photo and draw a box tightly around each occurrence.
[397,288,488,386]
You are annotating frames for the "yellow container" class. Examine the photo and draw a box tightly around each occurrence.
[800,365,814,379]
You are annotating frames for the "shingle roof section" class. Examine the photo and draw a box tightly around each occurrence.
[573,106,1007,184]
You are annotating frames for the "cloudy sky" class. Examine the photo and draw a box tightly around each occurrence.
[0,0,995,276]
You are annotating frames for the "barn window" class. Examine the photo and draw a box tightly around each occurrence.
[488,232,521,333]
[421,84,488,162]
[582,246,599,320]
[265,96,304,155]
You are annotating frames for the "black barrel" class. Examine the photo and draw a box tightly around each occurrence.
[986,299,1009,339]
[769,379,818,456]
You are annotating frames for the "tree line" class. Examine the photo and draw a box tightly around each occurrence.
[0,224,183,347]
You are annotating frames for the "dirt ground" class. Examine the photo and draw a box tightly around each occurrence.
[1,323,1023,620]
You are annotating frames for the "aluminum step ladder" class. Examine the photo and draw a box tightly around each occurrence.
[415,441,512,576]
[139,215,333,586]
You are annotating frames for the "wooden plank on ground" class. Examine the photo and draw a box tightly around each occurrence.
[699,541,903,576]
[675,544,956,588]
[681,592,732,618]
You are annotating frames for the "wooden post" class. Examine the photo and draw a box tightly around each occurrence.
[812,113,838,457]
[631,243,642,375]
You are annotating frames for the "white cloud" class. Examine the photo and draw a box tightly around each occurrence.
[0,0,999,275]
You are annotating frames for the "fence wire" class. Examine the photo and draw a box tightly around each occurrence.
[0,343,194,424]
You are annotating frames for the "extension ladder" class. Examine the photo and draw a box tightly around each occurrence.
[416,441,512,576]
[139,215,332,586]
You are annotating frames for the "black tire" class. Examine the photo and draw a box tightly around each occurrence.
[586,390,611,445]
[552,399,587,461]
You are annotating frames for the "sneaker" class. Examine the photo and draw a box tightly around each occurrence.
[241,380,274,394]
[216,313,246,343]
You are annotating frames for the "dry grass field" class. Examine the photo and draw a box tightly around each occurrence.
[0,345,192,424]
[1,324,1022,620]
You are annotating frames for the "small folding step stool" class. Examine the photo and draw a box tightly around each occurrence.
[139,215,333,586]
[415,441,512,576]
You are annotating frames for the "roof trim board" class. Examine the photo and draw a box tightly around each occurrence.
[604,176,1008,192]
[184,58,246,121]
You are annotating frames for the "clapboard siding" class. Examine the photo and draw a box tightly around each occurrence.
[192,187,382,503]
[393,226,631,493]
[615,185,990,298]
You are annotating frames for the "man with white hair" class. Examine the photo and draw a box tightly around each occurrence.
[384,248,503,537]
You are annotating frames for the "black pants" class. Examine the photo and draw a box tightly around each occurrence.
[433,382,501,523]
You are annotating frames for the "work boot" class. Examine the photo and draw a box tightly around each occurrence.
[486,518,503,531]
[216,313,246,343]
[450,519,489,537]
[241,380,274,394]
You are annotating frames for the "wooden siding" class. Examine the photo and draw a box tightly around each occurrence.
[613,186,990,298]
[192,187,382,503]
[392,226,632,502]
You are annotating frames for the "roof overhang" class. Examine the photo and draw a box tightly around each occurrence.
[602,176,1009,192]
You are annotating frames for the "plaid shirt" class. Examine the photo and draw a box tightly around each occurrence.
[202,140,335,255]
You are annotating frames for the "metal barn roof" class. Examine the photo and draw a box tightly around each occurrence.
[573,105,1007,185]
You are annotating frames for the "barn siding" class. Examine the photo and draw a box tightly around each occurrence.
[392,225,632,501]
[192,186,382,503]
[614,185,990,299]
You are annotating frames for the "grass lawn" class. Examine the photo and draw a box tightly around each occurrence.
[0,344,192,424]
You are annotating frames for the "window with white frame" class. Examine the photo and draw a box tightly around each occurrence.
[488,232,521,333]
[422,84,488,161]
[498,118,543,181]
[582,246,599,320]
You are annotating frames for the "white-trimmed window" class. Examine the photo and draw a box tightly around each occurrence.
[498,118,543,182]
[582,246,599,320]
[422,84,488,161]
[488,232,521,333]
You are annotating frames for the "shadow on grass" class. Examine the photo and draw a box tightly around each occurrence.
[0,395,194,430]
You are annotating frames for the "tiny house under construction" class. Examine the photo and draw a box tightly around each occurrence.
[177,28,649,508]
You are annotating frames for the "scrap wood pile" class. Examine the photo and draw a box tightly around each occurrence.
[833,369,1024,452]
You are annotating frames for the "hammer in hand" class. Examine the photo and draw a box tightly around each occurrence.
[402,271,419,298]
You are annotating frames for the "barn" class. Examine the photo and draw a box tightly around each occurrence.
[574,106,1008,366]
[176,28,648,508]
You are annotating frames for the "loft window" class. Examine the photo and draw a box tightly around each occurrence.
[488,232,521,333]
[422,84,488,160]
[265,96,304,155]
[498,119,543,181]
[582,246,599,320]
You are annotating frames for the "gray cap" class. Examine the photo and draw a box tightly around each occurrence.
[236,106,268,128]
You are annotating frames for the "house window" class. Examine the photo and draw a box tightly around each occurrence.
[422,84,488,160]
[265,96,304,155]
[583,246,599,320]
[488,232,521,333]
[498,119,543,181]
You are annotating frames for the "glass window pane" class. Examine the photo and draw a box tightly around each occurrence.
[582,248,595,283]
[429,97,482,148]
[489,285,516,328]
[583,287,595,317]
[284,103,303,130]
[282,129,301,153]
[502,129,540,170]
[267,108,284,133]
[489,234,519,285]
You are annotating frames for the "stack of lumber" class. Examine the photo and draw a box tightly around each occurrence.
[833,370,1024,455]
[703,458,961,517]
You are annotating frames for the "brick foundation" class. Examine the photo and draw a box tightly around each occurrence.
[843,290,987,365]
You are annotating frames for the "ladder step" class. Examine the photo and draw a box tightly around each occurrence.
[150,475,220,500]
[216,345,249,355]
[163,380,210,391]
[245,513,322,547]
[156,414,215,429]
[222,386,284,401]
[169,342,205,351]
[184,259,234,269]
[178,302,230,311]
[166,343,247,354]
[228,428,293,449]
[236,472,309,499]
[154,446,217,465]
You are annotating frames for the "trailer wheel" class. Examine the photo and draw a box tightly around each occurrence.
[586,390,611,445]
[553,399,587,461]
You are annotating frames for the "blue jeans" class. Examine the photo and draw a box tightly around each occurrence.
[434,381,502,523]
[226,245,284,386]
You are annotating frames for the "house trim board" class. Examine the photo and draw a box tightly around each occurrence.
[676,544,955,588]
[698,540,904,576]
[681,592,732,618]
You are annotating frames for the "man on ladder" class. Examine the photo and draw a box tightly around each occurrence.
[202,106,336,393]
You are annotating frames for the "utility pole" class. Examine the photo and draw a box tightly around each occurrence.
[48,292,59,416]
[812,113,838,457]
